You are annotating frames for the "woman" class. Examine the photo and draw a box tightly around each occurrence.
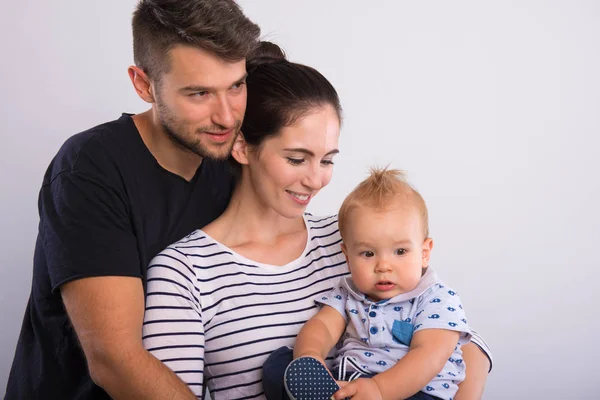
[142,42,346,398]
[142,42,491,399]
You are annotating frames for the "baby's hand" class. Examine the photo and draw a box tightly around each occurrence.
[332,377,383,400]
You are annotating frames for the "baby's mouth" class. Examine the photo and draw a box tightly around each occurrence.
[375,281,395,290]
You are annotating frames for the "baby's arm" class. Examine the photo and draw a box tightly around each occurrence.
[294,305,346,366]
[334,329,459,400]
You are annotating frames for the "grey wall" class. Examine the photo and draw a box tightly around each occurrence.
[2,1,599,398]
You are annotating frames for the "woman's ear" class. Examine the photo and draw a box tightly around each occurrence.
[231,132,250,165]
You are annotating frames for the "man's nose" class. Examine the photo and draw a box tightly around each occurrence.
[212,94,235,129]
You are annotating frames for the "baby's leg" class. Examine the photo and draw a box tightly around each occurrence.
[263,346,294,400]
[405,391,441,400]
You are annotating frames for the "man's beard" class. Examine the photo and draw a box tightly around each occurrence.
[156,99,241,160]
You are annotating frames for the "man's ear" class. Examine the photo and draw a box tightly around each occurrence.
[128,65,155,103]
[231,133,250,165]
[421,238,434,269]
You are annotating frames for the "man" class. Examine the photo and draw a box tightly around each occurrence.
[6,1,260,398]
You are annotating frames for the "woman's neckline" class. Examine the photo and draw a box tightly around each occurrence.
[197,213,311,271]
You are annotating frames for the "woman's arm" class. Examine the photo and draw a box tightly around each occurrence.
[142,248,206,397]
[454,342,490,400]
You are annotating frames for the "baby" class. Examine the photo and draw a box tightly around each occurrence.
[285,168,471,400]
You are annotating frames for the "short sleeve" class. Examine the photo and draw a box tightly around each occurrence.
[41,171,140,292]
[470,329,494,372]
[413,284,471,345]
[143,248,205,397]
[315,283,349,322]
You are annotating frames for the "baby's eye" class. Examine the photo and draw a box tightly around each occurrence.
[361,251,375,258]
[395,249,407,255]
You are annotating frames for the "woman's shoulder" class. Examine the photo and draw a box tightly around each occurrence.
[304,213,342,246]
[145,231,210,284]
[304,213,339,229]
[150,229,223,268]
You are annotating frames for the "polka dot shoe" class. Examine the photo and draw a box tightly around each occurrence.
[284,356,340,400]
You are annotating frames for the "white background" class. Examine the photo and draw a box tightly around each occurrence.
[1,1,599,399]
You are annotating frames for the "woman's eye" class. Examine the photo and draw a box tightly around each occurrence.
[321,159,335,166]
[286,158,305,165]
[395,249,407,255]
[231,82,245,90]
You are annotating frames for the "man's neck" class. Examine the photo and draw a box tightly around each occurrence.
[132,110,202,181]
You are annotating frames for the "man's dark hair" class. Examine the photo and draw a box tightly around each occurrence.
[132,0,260,81]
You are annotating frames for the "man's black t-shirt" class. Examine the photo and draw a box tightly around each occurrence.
[5,114,234,399]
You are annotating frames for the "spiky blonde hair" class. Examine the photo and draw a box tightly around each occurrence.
[338,167,429,239]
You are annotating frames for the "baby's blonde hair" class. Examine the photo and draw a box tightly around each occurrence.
[338,167,429,239]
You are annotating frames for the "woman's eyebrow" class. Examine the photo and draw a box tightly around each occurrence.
[283,148,340,156]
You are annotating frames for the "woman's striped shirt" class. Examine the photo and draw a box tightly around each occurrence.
[142,214,349,399]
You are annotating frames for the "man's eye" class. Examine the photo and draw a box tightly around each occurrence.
[395,249,407,255]
[190,91,208,97]
[286,158,305,165]
[231,82,245,90]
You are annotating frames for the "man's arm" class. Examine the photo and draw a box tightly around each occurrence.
[454,342,490,400]
[61,276,196,400]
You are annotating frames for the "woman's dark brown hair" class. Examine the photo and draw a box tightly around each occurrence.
[241,41,343,149]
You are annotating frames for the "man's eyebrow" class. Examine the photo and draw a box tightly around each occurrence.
[180,84,211,93]
[283,148,340,157]
[231,72,248,86]
[180,73,248,93]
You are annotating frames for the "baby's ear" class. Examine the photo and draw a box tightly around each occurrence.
[231,132,249,165]
[341,242,350,263]
[421,238,434,268]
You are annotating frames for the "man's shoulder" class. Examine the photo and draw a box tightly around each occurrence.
[44,114,140,184]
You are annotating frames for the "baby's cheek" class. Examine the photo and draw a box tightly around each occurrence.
[352,270,372,292]
[401,271,422,291]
